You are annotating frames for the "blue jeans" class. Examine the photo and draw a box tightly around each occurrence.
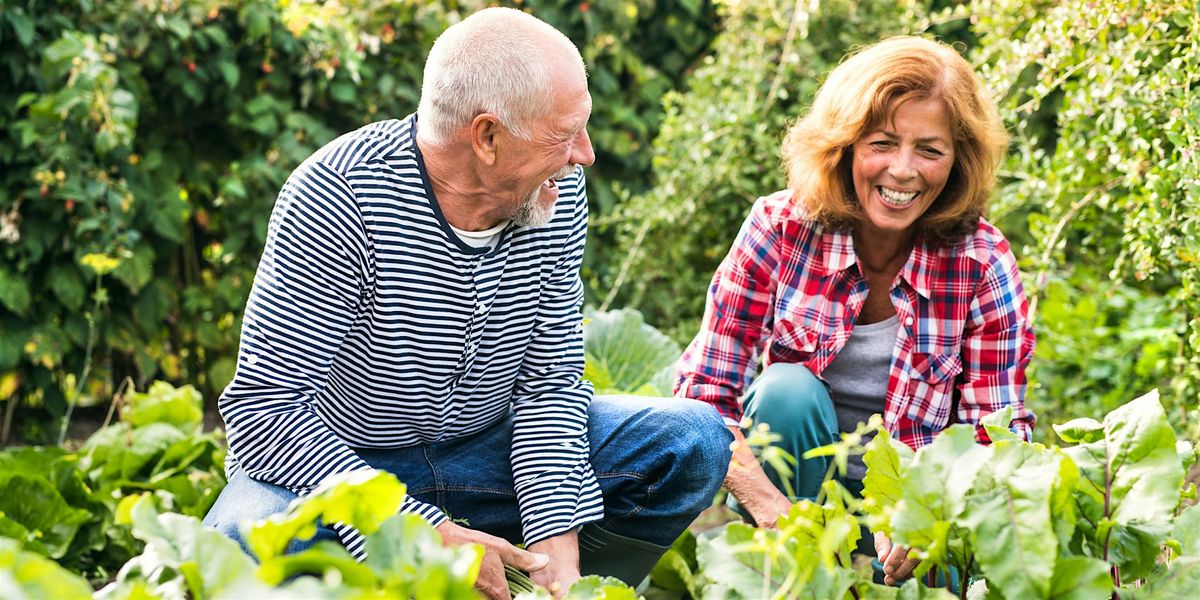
[203,395,731,563]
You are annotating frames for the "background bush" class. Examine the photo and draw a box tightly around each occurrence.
[1,0,1196,444]
[0,0,717,441]
[599,0,1199,439]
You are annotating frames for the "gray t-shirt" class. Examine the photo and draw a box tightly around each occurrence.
[821,314,899,481]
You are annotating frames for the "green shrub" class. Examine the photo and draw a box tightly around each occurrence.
[0,0,717,440]
[600,0,1200,431]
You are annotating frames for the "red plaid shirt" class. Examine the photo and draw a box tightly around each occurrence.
[674,190,1035,450]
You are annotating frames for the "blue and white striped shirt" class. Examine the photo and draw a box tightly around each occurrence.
[220,115,602,558]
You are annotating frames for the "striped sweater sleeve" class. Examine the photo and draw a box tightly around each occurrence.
[508,172,604,546]
[219,159,446,558]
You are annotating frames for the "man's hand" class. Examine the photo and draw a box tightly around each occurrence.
[725,425,793,529]
[527,530,581,598]
[874,531,920,585]
[437,521,549,600]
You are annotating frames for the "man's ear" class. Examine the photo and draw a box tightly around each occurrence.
[470,113,501,166]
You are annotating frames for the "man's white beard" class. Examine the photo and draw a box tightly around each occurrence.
[512,165,576,227]
[512,185,557,227]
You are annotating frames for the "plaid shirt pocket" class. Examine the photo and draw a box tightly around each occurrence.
[769,321,820,365]
[905,352,963,429]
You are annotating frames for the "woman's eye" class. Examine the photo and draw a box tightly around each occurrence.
[921,147,944,157]
[870,140,893,148]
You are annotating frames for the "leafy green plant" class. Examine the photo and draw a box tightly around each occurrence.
[583,307,681,396]
[0,381,224,582]
[644,391,1198,599]
[0,537,93,600]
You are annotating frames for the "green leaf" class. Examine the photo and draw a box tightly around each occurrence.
[0,472,91,558]
[330,81,356,104]
[118,496,263,598]
[1138,557,1200,599]
[563,575,639,599]
[113,243,155,293]
[257,541,376,587]
[123,381,203,431]
[46,264,85,311]
[1172,503,1200,558]
[216,60,240,87]
[961,443,1072,599]
[696,523,781,595]
[364,513,481,596]
[81,422,188,482]
[1062,390,1183,580]
[893,578,959,599]
[0,538,93,599]
[0,269,31,315]
[1046,556,1112,599]
[980,406,1019,443]
[650,530,700,595]
[1053,418,1105,444]
[6,11,35,47]
[582,308,681,395]
[861,430,915,532]
[891,425,991,571]
[246,470,407,561]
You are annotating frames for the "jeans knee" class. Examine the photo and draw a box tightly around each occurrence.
[653,399,732,495]
[743,363,832,435]
[202,466,296,549]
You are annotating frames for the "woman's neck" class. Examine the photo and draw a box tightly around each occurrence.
[852,225,915,277]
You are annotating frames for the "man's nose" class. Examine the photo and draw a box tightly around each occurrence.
[571,127,595,168]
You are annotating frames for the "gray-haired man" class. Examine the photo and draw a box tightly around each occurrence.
[202,7,731,599]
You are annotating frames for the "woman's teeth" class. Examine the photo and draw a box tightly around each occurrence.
[879,187,918,206]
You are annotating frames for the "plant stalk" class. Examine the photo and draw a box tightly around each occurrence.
[57,276,102,447]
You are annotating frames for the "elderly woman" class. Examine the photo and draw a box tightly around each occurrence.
[674,36,1035,584]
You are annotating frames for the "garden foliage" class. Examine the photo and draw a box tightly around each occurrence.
[0,381,224,584]
[601,0,1199,433]
[0,0,717,439]
[4,375,1195,598]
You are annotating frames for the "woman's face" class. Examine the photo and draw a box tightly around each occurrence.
[851,97,955,237]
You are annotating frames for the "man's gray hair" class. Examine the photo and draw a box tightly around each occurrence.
[417,8,583,146]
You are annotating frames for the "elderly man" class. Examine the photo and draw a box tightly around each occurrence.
[201,7,731,598]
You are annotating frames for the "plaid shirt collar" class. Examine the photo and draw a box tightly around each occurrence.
[816,225,936,299]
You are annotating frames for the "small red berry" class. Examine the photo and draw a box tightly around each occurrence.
[579,2,590,12]
[330,58,341,69]
[261,62,274,74]
[65,198,76,211]
[187,62,197,73]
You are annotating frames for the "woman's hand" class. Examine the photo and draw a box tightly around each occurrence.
[437,520,550,600]
[874,531,920,585]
